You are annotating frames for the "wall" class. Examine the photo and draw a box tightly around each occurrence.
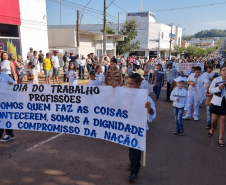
[48,28,76,48]
[19,0,49,59]
[79,34,96,57]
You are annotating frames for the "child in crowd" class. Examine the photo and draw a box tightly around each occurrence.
[89,71,100,85]
[95,65,105,85]
[170,76,188,136]
[0,68,16,142]
[151,64,165,101]
[63,57,70,83]
[206,74,218,129]
[189,66,195,75]
[183,66,210,120]
[122,64,126,84]
[67,63,77,86]
[127,73,156,182]
[27,62,39,84]
[203,66,215,84]
[127,63,132,77]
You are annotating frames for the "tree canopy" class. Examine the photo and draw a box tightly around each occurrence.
[116,20,140,55]
[101,26,115,34]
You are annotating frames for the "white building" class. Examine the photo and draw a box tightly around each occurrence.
[187,38,215,47]
[0,0,49,62]
[49,11,183,58]
[48,28,126,57]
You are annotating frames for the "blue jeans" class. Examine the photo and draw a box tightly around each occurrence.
[206,105,212,126]
[133,63,136,71]
[174,107,184,130]
[153,86,161,99]
[79,66,85,79]
[105,65,109,74]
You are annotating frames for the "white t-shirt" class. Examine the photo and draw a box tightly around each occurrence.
[51,55,60,68]
[95,73,105,85]
[78,59,86,66]
[0,71,16,84]
[89,79,100,86]
[1,60,12,74]
[27,52,33,59]
[203,72,215,84]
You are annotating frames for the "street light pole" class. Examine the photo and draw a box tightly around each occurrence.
[103,0,107,55]
[118,12,120,35]
[169,23,173,59]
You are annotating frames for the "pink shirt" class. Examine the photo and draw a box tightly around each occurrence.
[13,61,17,75]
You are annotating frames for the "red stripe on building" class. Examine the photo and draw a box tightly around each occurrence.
[0,0,21,25]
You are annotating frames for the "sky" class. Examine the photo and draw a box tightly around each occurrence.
[46,0,226,36]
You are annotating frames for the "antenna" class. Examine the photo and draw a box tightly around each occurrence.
[140,0,143,12]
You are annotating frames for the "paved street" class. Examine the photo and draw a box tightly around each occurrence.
[1,73,226,185]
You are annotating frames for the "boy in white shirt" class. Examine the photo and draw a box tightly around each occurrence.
[183,66,210,120]
[170,76,188,135]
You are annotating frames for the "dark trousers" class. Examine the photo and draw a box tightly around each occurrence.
[0,129,14,138]
[133,64,136,71]
[153,86,161,99]
[129,147,141,174]
[79,66,85,79]
[64,74,69,82]
[87,64,93,72]
[166,82,172,100]
[105,65,109,74]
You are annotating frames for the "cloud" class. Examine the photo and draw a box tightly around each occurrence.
[197,20,226,26]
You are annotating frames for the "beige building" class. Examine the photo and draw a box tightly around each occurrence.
[48,28,126,58]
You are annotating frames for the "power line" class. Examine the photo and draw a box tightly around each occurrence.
[151,2,226,12]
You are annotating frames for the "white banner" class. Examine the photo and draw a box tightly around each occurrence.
[173,63,204,75]
[0,84,147,151]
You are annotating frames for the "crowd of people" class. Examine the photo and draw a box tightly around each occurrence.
[0,38,226,182]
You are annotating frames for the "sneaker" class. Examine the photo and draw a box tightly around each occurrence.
[174,129,180,135]
[194,116,199,121]
[1,135,14,143]
[165,99,169,101]
[182,115,190,120]
[206,125,211,129]
[156,98,159,101]
[180,130,184,136]
[128,172,137,182]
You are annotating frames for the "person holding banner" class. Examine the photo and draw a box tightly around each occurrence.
[182,67,210,121]
[104,57,123,87]
[0,68,16,142]
[208,65,226,147]
[67,63,77,86]
[152,64,165,101]
[127,73,156,182]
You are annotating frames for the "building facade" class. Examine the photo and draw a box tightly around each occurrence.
[0,0,49,60]
[49,11,183,59]
[48,28,126,58]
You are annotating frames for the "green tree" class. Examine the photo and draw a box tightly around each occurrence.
[185,46,197,57]
[116,20,140,55]
[171,45,185,56]
[182,35,193,41]
[101,26,115,34]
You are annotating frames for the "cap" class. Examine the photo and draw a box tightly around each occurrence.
[53,50,58,53]
[9,53,13,55]
[30,47,33,50]
[167,60,173,65]
[136,69,144,78]
[174,76,187,83]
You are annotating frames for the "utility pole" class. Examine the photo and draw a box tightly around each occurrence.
[169,23,173,59]
[77,10,80,55]
[103,0,107,55]
[118,12,120,35]
[60,0,62,25]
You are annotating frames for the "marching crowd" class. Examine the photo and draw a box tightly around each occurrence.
[0,38,226,182]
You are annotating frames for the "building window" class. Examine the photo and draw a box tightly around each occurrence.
[0,24,19,37]
[130,51,145,56]
[178,37,181,45]
[162,32,164,39]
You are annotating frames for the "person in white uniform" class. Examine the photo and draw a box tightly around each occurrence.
[183,66,210,121]
[170,76,188,136]
[67,63,77,86]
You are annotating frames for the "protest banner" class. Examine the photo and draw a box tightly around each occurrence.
[0,84,147,151]
[173,63,204,75]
